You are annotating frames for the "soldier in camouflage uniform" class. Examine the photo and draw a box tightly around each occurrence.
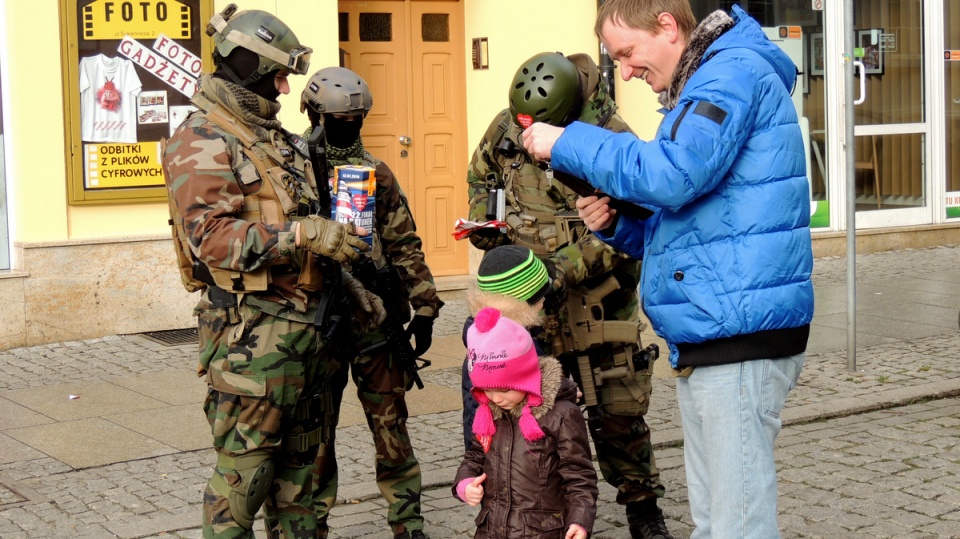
[300,66,443,539]
[163,6,385,538]
[465,52,673,539]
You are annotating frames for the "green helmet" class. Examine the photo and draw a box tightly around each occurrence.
[300,67,373,117]
[206,3,312,85]
[509,52,582,127]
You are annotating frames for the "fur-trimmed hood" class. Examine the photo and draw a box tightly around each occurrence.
[486,356,576,422]
[467,283,543,329]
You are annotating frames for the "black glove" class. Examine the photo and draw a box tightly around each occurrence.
[406,314,435,356]
[468,227,508,250]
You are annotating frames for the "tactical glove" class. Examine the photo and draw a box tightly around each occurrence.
[342,271,387,331]
[406,314,435,356]
[298,216,369,264]
[468,227,509,250]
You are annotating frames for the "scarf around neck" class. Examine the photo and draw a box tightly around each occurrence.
[199,74,282,141]
[660,10,735,110]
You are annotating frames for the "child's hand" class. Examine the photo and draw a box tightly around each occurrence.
[565,523,587,539]
[464,473,487,506]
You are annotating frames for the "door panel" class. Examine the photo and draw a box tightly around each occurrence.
[339,0,468,275]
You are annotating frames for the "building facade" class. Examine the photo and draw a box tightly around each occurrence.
[0,0,957,349]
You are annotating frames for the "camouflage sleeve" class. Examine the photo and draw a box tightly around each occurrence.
[374,162,443,317]
[466,110,511,223]
[552,232,637,287]
[548,106,641,287]
[163,118,297,272]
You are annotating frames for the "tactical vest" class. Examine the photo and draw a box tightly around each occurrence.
[491,110,612,257]
[166,93,323,294]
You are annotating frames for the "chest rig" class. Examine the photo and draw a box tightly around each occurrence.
[167,93,323,293]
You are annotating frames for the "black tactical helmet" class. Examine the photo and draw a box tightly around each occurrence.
[207,3,312,86]
[300,67,373,117]
[509,52,582,127]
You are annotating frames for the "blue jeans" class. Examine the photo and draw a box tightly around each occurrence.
[676,354,804,539]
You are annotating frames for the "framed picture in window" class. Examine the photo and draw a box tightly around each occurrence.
[809,33,825,76]
[858,29,884,75]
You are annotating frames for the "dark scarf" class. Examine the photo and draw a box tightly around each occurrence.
[199,74,281,141]
[326,137,366,168]
[660,10,735,110]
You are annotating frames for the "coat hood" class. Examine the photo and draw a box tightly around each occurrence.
[712,6,798,95]
[487,356,569,422]
[467,283,544,329]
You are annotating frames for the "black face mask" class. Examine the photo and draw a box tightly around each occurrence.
[248,69,281,101]
[322,114,364,148]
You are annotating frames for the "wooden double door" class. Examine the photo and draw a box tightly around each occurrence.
[338,0,468,276]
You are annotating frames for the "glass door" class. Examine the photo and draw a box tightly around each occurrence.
[848,0,929,227]
[691,1,830,227]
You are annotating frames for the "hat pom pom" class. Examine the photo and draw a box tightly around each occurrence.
[519,405,545,442]
[474,307,501,333]
[472,400,496,437]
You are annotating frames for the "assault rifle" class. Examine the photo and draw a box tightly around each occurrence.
[549,275,659,432]
[307,124,332,216]
[352,256,430,390]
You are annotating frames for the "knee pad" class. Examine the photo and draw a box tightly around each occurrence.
[216,450,275,530]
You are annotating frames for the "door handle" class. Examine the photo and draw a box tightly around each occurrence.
[399,136,412,146]
[854,61,866,105]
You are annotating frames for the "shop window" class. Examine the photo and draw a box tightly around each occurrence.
[60,0,215,205]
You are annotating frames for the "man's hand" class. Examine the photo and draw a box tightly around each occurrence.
[521,122,565,161]
[575,195,618,233]
[297,216,370,264]
[464,473,486,506]
[342,272,387,330]
[406,314,435,355]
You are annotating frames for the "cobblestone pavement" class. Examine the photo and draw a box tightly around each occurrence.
[1,246,959,538]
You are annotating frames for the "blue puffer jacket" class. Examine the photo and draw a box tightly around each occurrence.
[552,6,813,368]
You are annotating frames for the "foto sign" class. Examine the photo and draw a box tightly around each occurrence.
[82,0,192,40]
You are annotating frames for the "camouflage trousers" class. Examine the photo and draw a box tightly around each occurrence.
[313,329,424,537]
[198,302,331,539]
[559,343,665,505]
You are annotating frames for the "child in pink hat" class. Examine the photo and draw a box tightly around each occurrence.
[453,307,598,539]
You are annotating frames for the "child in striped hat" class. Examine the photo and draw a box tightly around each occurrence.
[459,245,552,449]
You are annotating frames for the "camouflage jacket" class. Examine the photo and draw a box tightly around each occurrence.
[327,150,443,320]
[164,75,322,320]
[466,55,640,317]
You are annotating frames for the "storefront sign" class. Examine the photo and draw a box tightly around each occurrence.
[85,142,165,188]
[118,35,198,96]
[64,0,209,201]
[82,0,192,40]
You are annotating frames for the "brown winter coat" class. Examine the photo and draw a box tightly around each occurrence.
[453,357,598,538]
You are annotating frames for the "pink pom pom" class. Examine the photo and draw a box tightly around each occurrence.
[472,401,496,437]
[518,406,545,442]
[474,307,501,333]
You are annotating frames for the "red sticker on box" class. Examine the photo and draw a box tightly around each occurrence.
[352,193,368,209]
[516,114,533,129]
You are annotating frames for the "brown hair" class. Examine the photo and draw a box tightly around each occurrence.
[595,0,698,41]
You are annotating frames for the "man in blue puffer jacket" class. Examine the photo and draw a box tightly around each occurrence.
[522,1,814,537]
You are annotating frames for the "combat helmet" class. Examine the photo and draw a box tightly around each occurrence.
[206,3,312,86]
[509,52,582,127]
[300,67,373,117]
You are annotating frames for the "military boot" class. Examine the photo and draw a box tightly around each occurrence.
[625,499,674,539]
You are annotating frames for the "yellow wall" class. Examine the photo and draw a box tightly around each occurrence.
[6,1,340,244]
[461,0,665,150]
[9,0,664,248]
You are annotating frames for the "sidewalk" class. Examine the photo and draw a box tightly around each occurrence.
[1,246,959,538]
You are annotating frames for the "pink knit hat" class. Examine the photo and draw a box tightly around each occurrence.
[466,307,544,445]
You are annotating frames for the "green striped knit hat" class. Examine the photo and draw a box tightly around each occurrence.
[477,246,550,304]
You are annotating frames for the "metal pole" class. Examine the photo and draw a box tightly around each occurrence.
[844,0,858,371]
